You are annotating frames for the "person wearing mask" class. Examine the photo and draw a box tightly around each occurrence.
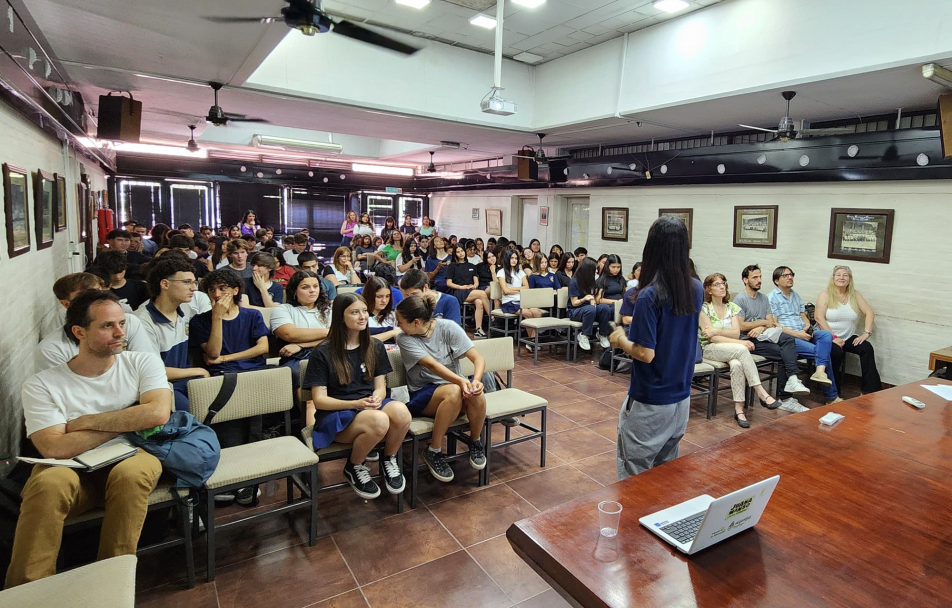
[497,249,543,350]
[446,244,491,338]
[595,254,627,305]
[395,238,424,279]
[568,257,613,351]
[815,266,882,395]
[239,211,259,236]
[340,210,358,247]
[240,252,284,308]
[323,246,361,287]
[556,254,576,288]
[609,216,703,480]
[424,236,451,292]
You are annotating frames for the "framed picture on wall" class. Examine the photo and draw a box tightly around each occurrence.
[34,169,55,250]
[3,163,31,258]
[485,208,502,236]
[540,206,549,226]
[828,208,894,264]
[54,174,67,231]
[659,208,693,248]
[601,207,629,242]
[733,205,778,249]
[471,207,480,220]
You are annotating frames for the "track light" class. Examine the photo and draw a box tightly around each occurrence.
[922,63,952,89]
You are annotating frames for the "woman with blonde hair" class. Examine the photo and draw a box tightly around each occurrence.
[815,265,882,394]
[322,246,362,286]
[698,273,778,428]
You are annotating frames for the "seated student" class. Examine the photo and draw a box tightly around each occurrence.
[546,253,561,276]
[128,232,144,255]
[268,246,297,286]
[593,254,609,279]
[296,251,338,300]
[520,246,535,272]
[528,253,559,291]
[556,253,576,288]
[567,257,613,351]
[395,293,487,483]
[373,230,404,269]
[36,274,157,372]
[355,261,403,307]
[446,244,491,338]
[399,214,416,235]
[424,236,451,292]
[475,249,498,297]
[395,238,424,279]
[698,273,779,428]
[303,293,412,499]
[573,247,588,263]
[192,238,213,278]
[595,254,627,305]
[100,229,150,279]
[139,250,213,318]
[464,240,482,266]
[95,251,151,312]
[734,265,810,411]
[323,246,362,287]
[815,265,882,395]
[137,223,158,256]
[240,252,284,308]
[399,269,461,324]
[497,249,543,350]
[549,244,564,259]
[353,234,376,275]
[137,255,210,411]
[222,239,254,280]
[363,277,401,344]
[626,262,642,290]
[768,266,840,405]
[8,291,170,588]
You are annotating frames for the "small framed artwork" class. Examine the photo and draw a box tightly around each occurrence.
[659,208,693,248]
[485,208,502,236]
[34,169,55,249]
[471,207,480,220]
[54,174,67,231]
[601,206,629,242]
[3,163,31,258]
[540,206,549,226]
[828,208,894,264]
[733,205,778,249]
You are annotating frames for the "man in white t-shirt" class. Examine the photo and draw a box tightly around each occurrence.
[6,291,172,588]
[36,273,158,372]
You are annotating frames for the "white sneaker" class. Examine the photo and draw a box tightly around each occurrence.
[577,334,591,351]
[784,376,811,395]
[598,335,611,349]
[778,398,809,413]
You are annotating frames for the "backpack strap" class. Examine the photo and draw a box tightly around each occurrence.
[202,373,238,426]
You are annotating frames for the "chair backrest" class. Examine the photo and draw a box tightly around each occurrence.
[337,284,361,295]
[385,347,407,389]
[247,305,271,328]
[187,366,294,424]
[459,337,514,376]
[300,359,308,382]
[556,286,569,309]
[489,280,502,300]
[614,299,623,324]
[520,287,555,309]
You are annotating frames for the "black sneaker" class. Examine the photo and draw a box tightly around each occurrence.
[382,454,406,494]
[214,492,236,504]
[365,449,380,463]
[423,449,454,482]
[500,417,519,427]
[343,461,381,500]
[469,439,486,470]
[235,486,261,507]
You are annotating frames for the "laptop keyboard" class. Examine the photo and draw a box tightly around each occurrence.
[660,512,706,544]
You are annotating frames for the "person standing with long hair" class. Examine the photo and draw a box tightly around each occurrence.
[340,210,358,247]
[302,293,411,500]
[239,211,259,236]
[609,216,703,480]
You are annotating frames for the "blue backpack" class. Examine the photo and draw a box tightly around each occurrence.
[128,411,221,489]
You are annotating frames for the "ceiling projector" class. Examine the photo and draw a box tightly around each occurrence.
[481,96,517,116]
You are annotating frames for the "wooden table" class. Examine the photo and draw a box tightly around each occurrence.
[507,380,952,608]
[928,347,952,371]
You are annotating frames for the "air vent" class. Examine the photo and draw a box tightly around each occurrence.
[443,0,496,10]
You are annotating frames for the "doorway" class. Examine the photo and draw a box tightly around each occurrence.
[567,196,589,253]
[520,197,539,246]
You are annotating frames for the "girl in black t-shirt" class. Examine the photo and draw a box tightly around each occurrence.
[596,254,627,305]
[445,244,491,338]
[302,293,411,500]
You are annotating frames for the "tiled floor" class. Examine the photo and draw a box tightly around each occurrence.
[134,350,860,608]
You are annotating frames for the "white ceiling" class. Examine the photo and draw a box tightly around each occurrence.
[322,0,723,64]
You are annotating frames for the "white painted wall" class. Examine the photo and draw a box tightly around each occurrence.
[0,103,107,464]
[430,181,952,387]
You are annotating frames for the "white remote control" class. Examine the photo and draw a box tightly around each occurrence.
[902,396,926,409]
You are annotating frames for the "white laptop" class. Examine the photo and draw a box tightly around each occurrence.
[639,475,780,554]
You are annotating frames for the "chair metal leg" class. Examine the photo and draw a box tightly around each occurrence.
[205,491,217,582]
[481,421,492,487]
[308,467,318,546]
[533,333,539,365]
[410,435,420,509]
[178,500,195,589]
[396,449,405,512]
[287,475,294,504]
[540,408,547,467]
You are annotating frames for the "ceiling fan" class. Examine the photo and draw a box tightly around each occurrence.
[425,151,436,173]
[205,82,268,127]
[513,134,571,166]
[203,0,419,55]
[739,91,855,142]
[186,125,199,152]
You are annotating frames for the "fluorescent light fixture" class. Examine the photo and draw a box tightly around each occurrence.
[111,142,207,158]
[513,52,543,64]
[922,63,952,89]
[352,163,415,176]
[512,0,546,7]
[252,135,343,155]
[134,73,206,87]
[395,0,430,7]
[470,14,497,29]
[653,0,690,13]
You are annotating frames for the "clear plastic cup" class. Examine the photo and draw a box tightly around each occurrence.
[598,501,623,538]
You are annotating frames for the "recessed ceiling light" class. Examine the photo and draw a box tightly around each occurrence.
[799,155,810,167]
[917,153,930,166]
[847,145,859,158]
[717,164,726,174]
[396,0,430,8]
[323,177,329,183]
[513,0,546,7]
[256,172,264,178]
[275,168,282,175]
[653,0,690,14]
[513,52,543,64]
[470,14,497,29]
[660,164,668,174]
[308,171,314,177]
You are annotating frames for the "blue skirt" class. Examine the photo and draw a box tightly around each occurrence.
[311,398,393,450]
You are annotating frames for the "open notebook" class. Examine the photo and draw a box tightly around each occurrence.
[18,438,138,472]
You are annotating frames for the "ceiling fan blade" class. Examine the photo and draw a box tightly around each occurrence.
[225,117,270,123]
[202,16,279,24]
[800,127,856,136]
[738,124,779,134]
[331,19,420,55]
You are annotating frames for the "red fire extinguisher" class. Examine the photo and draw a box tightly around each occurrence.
[97,208,114,245]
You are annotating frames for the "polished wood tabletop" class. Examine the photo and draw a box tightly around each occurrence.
[929,347,952,371]
[507,380,952,608]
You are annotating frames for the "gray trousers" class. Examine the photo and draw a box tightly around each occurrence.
[616,395,690,481]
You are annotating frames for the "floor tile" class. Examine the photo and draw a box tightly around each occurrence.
[510,374,559,391]
[415,460,502,505]
[682,420,743,448]
[586,419,617,441]
[497,409,579,441]
[308,590,369,608]
[215,537,356,608]
[596,392,629,410]
[507,465,604,511]
[333,508,460,585]
[429,484,539,547]
[467,535,550,604]
[314,485,409,535]
[678,440,705,456]
[211,509,326,570]
[518,588,574,607]
[571,451,620,487]
[543,427,615,463]
[136,581,219,608]
[551,400,618,426]
[562,378,628,399]
[361,550,510,608]
[523,385,589,408]
[487,437,565,482]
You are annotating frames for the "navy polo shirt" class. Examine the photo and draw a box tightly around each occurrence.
[136,301,192,369]
[433,292,461,324]
[528,273,559,290]
[243,278,285,307]
[188,307,269,374]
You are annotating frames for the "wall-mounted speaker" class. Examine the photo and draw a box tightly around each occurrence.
[97,92,142,142]
[547,159,568,183]
[938,93,952,158]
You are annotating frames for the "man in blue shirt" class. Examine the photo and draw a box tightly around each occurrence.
[399,269,460,325]
[767,266,839,404]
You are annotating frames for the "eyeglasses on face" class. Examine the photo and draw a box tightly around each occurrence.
[168,279,197,287]
[780,272,795,278]
[711,281,727,287]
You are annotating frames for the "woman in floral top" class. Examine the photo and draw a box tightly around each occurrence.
[698,273,777,428]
